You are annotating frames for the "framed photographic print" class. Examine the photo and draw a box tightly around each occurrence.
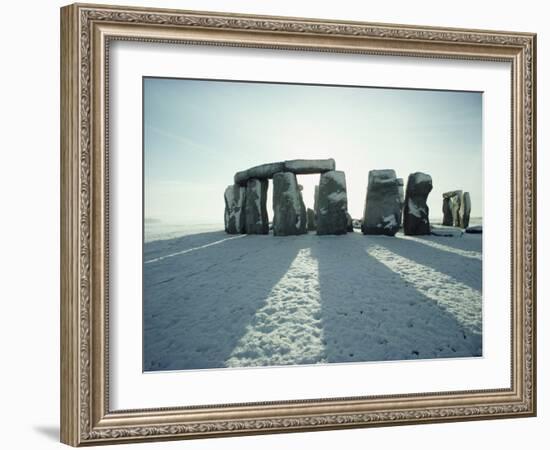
[60,3,537,446]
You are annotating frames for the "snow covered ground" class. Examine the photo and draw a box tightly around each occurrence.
[143,229,482,372]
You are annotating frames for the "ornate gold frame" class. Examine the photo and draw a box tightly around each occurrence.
[60,3,536,446]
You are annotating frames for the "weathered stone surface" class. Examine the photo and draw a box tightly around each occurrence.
[317,170,348,235]
[442,197,453,226]
[284,158,335,175]
[459,192,471,228]
[224,184,246,234]
[403,172,433,235]
[442,190,471,228]
[235,159,335,185]
[244,178,269,234]
[272,172,307,236]
[235,162,285,186]
[361,169,402,236]
[307,208,316,231]
[442,190,462,226]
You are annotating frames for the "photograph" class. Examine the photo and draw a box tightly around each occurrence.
[142,77,483,372]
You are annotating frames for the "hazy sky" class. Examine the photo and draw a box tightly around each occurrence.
[144,77,482,224]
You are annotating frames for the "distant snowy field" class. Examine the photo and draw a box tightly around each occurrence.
[143,226,482,372]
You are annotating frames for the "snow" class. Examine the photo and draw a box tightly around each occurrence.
[382,214,397,229]
[143,230,482,371]
[430,225,464,237]
[323,170,346,188]
[328,191,346,203]
[407,198,426,218]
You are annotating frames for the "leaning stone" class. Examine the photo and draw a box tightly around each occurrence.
[459,192,471,228]
[431,225,464,237]
[317,170,348,235]
[307,208,316,231]
[272,172,307,236]
[224,184,246,234]
[283,158,335,175]
[362,169,402,236]
[244,178,269,234]
[403,172,433,235]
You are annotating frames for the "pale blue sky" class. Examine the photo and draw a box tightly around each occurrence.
[144,77,482,224]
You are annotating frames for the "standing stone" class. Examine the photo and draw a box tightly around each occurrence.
[245,178,269,234]
[442,196,453,226]
[224,184,246,234]
[307,208,316,231]
[317,170,348,235]
[442,190,462,226]
[314,185,320,219]
[459,192,471,228]
[403,172,433,235]
[442,190,471,228]
[361,169,402,236]
[272,172,307,236]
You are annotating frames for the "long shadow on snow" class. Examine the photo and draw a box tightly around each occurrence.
[374,236,482,292]
[310,234,482,365]
[143,234,305,371]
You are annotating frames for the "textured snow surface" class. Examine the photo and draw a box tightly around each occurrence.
[143,230,482,371]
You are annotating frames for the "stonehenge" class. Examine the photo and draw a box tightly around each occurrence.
[442,190,471,228]
[361,169,402,236]
[227,159,348,236]
[225,159,473,238]
[403,172,433,235]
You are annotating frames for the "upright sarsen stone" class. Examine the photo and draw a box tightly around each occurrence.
[403,172,433,235]
[442,190,471,228]
[317,170,348,235]
[245,178,269,234]
[459,192,471,228]
[442,190,462,226]
[272,172,307,236]
[224,184,246,234]
[361,169,402,236]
